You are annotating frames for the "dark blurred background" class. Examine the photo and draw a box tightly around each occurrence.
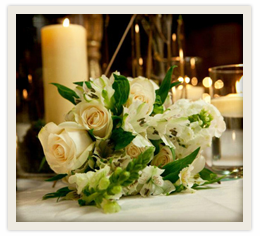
[16,14,242,120]
[16,14,242,175]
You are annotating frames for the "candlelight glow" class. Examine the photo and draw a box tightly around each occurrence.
[139,57,143,66]
[63,18,70,27]
[235,76,243,94]
[202,77,212,88]
[214,79,224,89]
[23,89,28,100]
[202,93,211,103]
[190,57,196,69]
[28,74,32,83]
[178,76,184,83]
[135,24,139,33]
[178,85,183,90]
[185,76,190,83]
[191,77,198,86]
[179,49,184,59]
[172,33,176,41]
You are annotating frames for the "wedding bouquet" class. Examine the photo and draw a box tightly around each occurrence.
[38,66,226,213]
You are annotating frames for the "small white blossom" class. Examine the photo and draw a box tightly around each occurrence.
[68,165,110,194]
[122,100,150,134]
[138,166,175,197]
[176,155,206,191]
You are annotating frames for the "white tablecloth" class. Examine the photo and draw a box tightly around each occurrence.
[16,178,243,222]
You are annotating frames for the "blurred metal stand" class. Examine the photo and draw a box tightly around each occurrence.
[84,14,103,79]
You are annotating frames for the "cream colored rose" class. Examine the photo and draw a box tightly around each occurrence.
[38,122,94,174]
[127,77,156,115]
[151,145,174,167]
[125,134,153,159]
[125,142,145,159]
[73,100,112,139]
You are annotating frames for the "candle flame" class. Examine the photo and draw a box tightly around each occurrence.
[28,74,32,83]
[214,79,224,89]
[191,77,198,86]
[179,49,184,59]
[178,76,184,83]
[63,18,70,27]
[235,76,243,94]
[190,57,196,69]
[172,33,176,41]
[202,77,212,88]
[135,24,139,33]
[185,76,190,83]
[139,57,143,66]
[23,89,28,100]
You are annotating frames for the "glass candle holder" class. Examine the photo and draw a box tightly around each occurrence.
[208,64,243,177]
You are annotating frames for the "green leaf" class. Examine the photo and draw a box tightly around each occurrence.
[153,104,164,114]
[111,74,130,115]
[150,139,162,155]
[38,156,46,172]
[155,65,177,104]
[45,173,67,182]
[110,128,136,151]
[43,187,72,201]
[199,168,218,181]
[162,147,200,183]
[112,115,123,129]
[87,129,96,140]
[73,81,92,89]
[51,83,79,105]
[170,81,181,89]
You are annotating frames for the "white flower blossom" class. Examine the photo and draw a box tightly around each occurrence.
[122,100,150,134]
[138,166,176,197]
[176,155,206,191]
[68,165,110,194]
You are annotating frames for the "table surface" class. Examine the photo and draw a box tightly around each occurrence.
[16,178,243,222]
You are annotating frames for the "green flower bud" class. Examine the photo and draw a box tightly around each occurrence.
[111,185,122,195]
[118,171,130,183]
[98,177,110,190]
[103,200,121,214]
[114,167,123,177]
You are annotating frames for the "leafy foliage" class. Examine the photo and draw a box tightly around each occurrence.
[155,65,179,104]
[45,174,67,182]
[111,74,130,115]
[73,81,92,89]
[152,66,180,114]
[110,128,136,151]
[78,147,155,213]
[43,187,72,201]
[51,83,79,105]
[161,147,200,183]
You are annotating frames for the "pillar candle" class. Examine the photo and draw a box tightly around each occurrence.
[211,94,243,118]
[41,20,88,124]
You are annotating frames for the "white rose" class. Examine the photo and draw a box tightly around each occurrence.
[73,100,113,139]
[125,142,145,159]
[125,134,153,159]
[127,77,156,115]
[151,145,174,167]
[38,122,94,174]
